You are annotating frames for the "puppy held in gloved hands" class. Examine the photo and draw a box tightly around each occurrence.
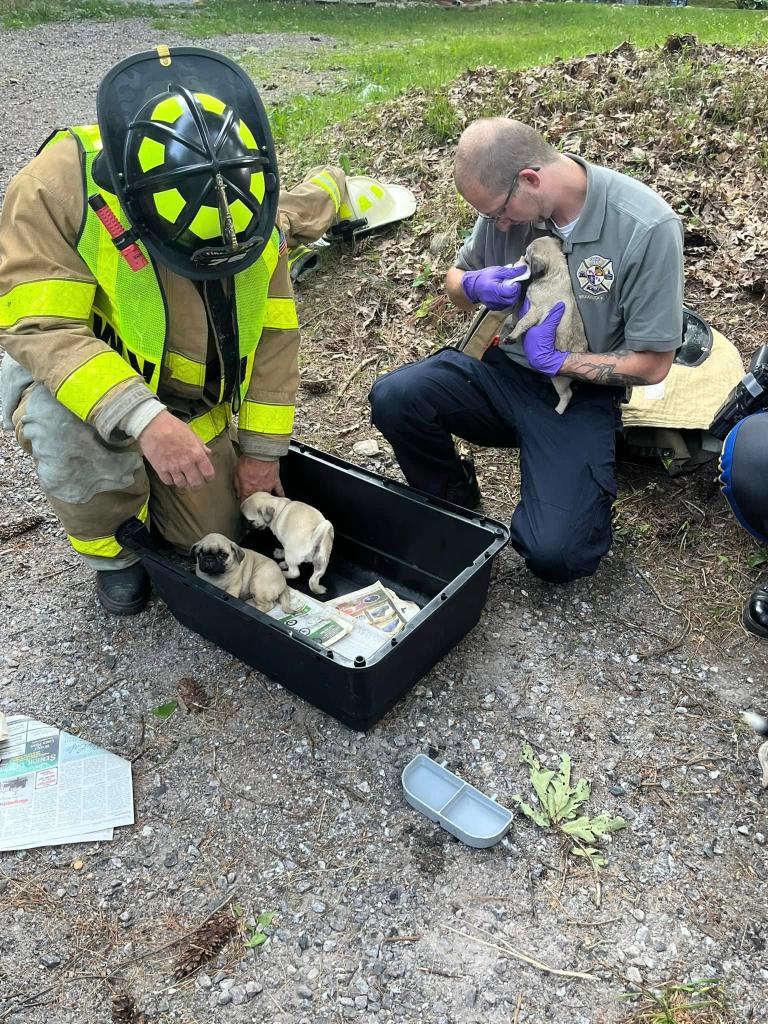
[461,263,529,310]
[501,236,588,414]
[241,493,334,595]
[192,533,300,614]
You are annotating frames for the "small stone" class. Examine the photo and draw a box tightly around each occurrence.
[323,940,337,952]
[353,977,370,995]
[392,735,406,748]
[296,879,313,893]
[298,933,310,950]
[296,984,314,999]
[72,860,84,871]
[40,954,61,969]
[245,981,263,997]
[756,832,766,846]
[626,967,643,985]
[429,232,453,255]
[352,439,380,457]
[220,978,235,991]
[311,901,327,914]
[354,996,368,1009]
[609,785,625,796]
[630,909,645,922]
[104,655,117,669]
[213,970,230,985]
[163,852,178,868]
[231,986,247,1005]
[737,825,749,835]
[197,974,212,990]
[217,991,232,1006]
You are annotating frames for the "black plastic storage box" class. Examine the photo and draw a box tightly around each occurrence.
[117,443,509,730]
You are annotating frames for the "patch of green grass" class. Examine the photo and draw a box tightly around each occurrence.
[620,978,735,1024]
[0,0,148,28]
[150,1,768,150]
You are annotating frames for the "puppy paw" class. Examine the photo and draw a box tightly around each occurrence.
[309,582,327,595]
[278,561,289,571]
[273,547,284,560]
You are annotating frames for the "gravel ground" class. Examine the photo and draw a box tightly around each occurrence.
[1,14,768,1024]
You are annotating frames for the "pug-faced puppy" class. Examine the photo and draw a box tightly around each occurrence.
[240,493,334,595]
[192,533,297,614]
[743,711,768,788]
[503,235,588,415]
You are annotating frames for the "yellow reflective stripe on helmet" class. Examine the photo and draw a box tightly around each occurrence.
[68,498,149,558]
[195,93,225,115]
[166,352,206,387]
[188,404,231,443]
[55,350,139,421]
[263,297,298,331]
[0,279,95,328]
[310,172,341,213]
[239,401,294,435]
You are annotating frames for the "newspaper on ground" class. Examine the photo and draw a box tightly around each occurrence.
[268,593,393,662]
[325,581,411,636]
[0,715,134,852]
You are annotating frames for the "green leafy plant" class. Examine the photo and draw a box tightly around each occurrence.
[243,911,276,950]
[512,744,626,869]
[619,977,734,1024]
[413,263,434,289]
[152,699,178,721]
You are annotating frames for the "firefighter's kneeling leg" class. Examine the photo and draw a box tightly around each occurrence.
[146,427,243,553]
[13,382,149,570]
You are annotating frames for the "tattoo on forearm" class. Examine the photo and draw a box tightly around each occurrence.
[565,355,651,387]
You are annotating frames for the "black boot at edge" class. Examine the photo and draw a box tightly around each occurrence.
[96,563,151,616]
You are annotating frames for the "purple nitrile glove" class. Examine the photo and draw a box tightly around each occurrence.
[461,264,528,310]
[520,299,568,376]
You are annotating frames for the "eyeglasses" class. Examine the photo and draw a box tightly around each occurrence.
[478,166,541,224]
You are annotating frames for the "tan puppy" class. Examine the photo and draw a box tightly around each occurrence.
[192,533,297,614]
[505,236,588,415]
[241,492,334,595]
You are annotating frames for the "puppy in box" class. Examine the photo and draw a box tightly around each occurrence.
[501,235,588,414]
[192,533,298,614]
[241,493,334,595]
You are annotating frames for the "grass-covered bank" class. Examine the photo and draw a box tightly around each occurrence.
[154,2,768,149]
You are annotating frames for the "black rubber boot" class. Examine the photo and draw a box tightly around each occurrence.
[743,578,768,639]
[96,563,151,616]
[445,457,481,510]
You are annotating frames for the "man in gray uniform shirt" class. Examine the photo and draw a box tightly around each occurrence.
[369,118,683,583]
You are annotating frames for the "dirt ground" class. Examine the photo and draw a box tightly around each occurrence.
[1,16,767,1024]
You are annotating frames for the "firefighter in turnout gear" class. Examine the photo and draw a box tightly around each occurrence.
[0,46,341,615]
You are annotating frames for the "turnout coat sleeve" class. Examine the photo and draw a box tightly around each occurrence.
[278,165,348,248]
[237,244,300,460]
[0,139,156,438]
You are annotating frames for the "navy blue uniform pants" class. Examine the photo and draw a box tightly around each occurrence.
[368,346,622,584]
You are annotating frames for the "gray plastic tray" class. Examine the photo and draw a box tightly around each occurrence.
[401,754,513,848]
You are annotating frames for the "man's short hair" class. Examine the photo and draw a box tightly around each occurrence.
[454,118,559,197]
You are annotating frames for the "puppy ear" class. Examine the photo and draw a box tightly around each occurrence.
[262,507,275,524]
[191,541,200,557]
[528,251,548,278]
[232,544,246,564]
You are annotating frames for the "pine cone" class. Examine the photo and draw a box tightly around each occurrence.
[177,677,210,712]
[0,512,44,541]
[300,377,334,396]
[172,910,237,981]
[111,993,145,1024]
